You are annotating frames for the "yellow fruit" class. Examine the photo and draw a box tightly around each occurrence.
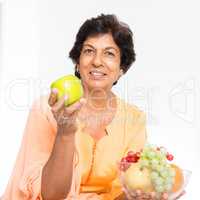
[124,163,154,193]
[171,164,184,193]
[50,75,83,106]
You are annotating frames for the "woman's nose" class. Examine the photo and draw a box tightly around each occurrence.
[92,52,103,67]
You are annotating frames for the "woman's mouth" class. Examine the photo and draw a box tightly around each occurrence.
[89,71,107,80]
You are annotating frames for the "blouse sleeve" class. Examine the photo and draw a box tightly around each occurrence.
[1,97,56,200]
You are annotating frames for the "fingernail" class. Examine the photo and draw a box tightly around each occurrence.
[162,193,168,199]
[80,98,86,104]
[136,190,141,195]
[52,88,58,94]
[64,95,68,100]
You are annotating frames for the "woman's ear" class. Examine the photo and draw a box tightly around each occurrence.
[113,69,124,86]
[75,64,81,79]
[76,64,80,72]
[118,69,124,78]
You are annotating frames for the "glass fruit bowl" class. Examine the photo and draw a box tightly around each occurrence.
[168,169,191,199]
[119,144,192,200]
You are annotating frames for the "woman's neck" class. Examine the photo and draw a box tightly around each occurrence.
[83,87,114,112]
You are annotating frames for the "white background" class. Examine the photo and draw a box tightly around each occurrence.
[0,0,199,199]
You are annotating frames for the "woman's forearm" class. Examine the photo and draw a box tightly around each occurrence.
[41,131,75,200]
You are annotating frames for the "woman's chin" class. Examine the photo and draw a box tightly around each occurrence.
[89,83,109,90]
[84,80,111,90]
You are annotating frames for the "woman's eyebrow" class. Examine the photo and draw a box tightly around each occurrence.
[105,47,119,52]
[82,44,95,49]
[83,44,119,53]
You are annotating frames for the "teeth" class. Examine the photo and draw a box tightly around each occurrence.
[90,71,105,76]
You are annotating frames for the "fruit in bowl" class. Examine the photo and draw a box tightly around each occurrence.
[119,144,191,199]
[170,164,184,193]
[124,162,154,193]
[50,74,83,106]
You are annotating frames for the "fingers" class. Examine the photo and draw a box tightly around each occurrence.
[49,88,86,115]
[122,188,173,200]
[122,187,141,200]
[123,187,157,200]
[48,88,58,106]
[49,91,86,128]
[174,190,186,200]
[64,98,86,115]
[161,192,168,200]
[150,192,156,199]
[122,184,133,199]
[51,95,66,113]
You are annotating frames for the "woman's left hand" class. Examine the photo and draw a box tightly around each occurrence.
[122,185,185,200]
[172,190,186,200]
[123,186,160,200]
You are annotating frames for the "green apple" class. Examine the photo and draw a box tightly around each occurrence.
[124,163,154,193]
[50,75,83,106]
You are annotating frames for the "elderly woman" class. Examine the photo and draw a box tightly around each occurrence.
[2,14,165,200]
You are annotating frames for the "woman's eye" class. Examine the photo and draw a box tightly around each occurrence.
[83,49,93,54]
[105,51,115,57]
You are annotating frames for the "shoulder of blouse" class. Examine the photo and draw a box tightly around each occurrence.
[31,94,57,132]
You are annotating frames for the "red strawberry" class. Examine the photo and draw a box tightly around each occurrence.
[125,156,133,162]
[125,154,139,163]
[166,153,174,161]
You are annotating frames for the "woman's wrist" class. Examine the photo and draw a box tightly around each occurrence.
[57,128,76,144]
[57,125,76,136]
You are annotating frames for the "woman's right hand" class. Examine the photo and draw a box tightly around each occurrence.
[48,88,86,135]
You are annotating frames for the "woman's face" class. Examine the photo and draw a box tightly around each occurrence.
[77,33,123,91]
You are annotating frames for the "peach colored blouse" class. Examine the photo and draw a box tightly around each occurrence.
[1,95,147,200]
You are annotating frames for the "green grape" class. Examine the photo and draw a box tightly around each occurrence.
[165,183,172,191]
[159,157,167,164]
[160,169,169,178]
[165,177,174,185]
[151,171,159,180]
[165,163,171,168]
[151,159,160,170]
[155,164,162,172]
[138,144,179,195]
[155,152,163,161]
[147,151,156,159]
[151,159,159,165]
[158,166,165,174]
[139,159,149,167]
[169,168,176,177]
[151,164,158,170]
[154,176,164,186]
[141,151,148,158]
[155,185,165,193]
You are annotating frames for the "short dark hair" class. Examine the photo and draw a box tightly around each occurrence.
[69,14,136,81]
